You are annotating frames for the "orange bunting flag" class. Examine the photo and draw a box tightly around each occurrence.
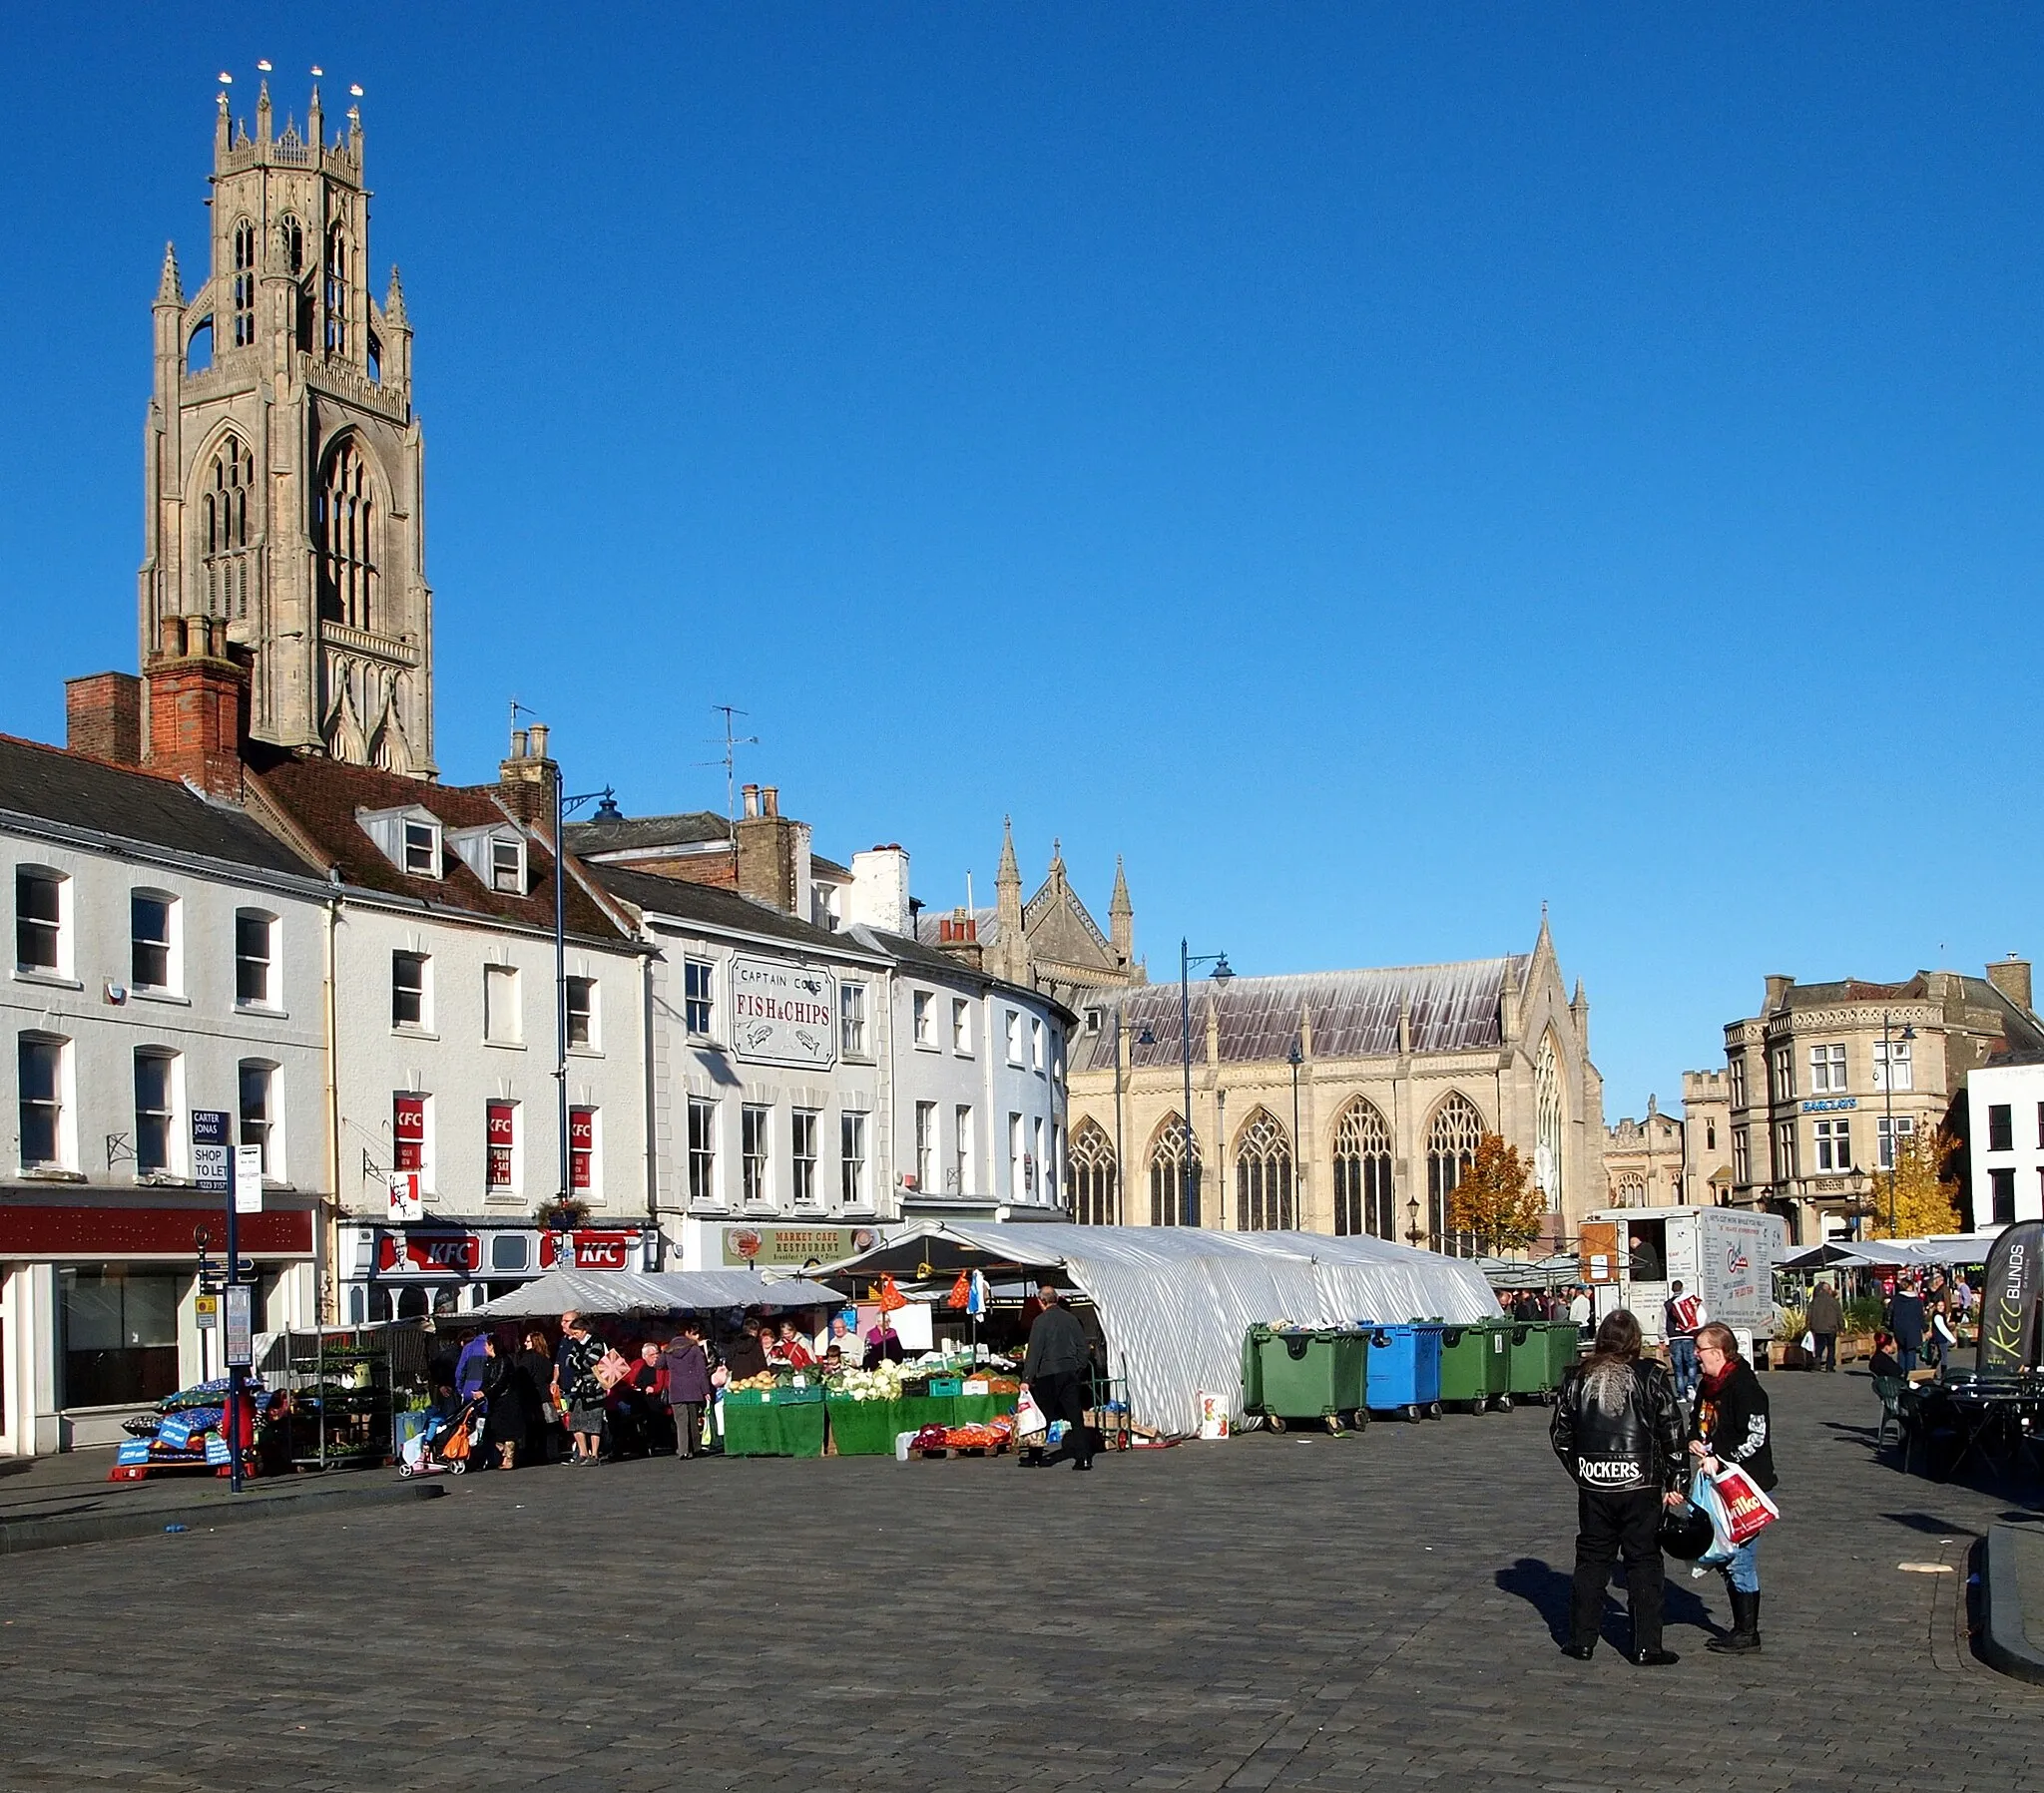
[946,1271,972,1310]
[878,1273,908,1313]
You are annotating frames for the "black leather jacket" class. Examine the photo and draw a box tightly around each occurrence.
[1550,1356,1684,1495]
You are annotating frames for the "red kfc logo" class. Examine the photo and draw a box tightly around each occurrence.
[376,1232,480,1274]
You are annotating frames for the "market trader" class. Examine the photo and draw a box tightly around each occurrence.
[1022,1282,1095,1473]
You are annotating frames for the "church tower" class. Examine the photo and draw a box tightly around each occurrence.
[139,81,434,775]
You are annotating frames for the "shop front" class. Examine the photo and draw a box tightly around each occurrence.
[337,1220,660,1322]
[0,1196,318,1456]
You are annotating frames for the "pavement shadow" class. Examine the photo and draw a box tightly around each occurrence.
[1497,1556,1725,1648]
[1881,1510,1978,1537]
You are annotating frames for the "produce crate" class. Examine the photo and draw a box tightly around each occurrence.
[927,1377,965,1398]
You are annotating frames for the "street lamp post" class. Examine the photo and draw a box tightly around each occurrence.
[1286,1036,1303,1230]
[1405,1193,1423,1249]
[550,763,616,1204]
[1112,1010,1154,1224]
[1180,938,1233,1227]
[1879,1011,1916,1237]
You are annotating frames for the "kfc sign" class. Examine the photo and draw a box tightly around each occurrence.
[540,1229,644,1271]
[376,1231,481,1276]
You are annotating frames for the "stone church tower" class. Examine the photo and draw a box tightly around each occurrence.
[139,83,434,775]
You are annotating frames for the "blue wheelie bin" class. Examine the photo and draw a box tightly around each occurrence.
[1359,1322,1443,1421]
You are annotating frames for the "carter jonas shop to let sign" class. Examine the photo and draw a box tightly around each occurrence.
[731,958,837,1070]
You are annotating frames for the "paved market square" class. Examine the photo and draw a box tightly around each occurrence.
[2,1372,2039,1793]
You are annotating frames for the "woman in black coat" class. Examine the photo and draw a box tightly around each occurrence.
[480,1334,535,1470]
[516,1329,559,1464]
[1690,1322,1778,1654]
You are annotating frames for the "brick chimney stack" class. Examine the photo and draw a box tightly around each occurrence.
[736,783,808,916]
[65,672,143,765]
[1987,954,2034,1014]
[497,721,556,824]
[144,616,249,800]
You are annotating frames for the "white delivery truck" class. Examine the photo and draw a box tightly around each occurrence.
[1578,1206,1788,1347]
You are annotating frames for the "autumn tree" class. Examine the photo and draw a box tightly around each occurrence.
[1448,1132,1549,1255]
[1865,1123,1962,1239]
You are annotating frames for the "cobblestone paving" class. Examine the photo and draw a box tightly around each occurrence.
[1,1372,2039,1792]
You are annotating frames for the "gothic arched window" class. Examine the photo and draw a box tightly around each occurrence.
[1069,1121,1117,1226]
[279,216,303,276]
[1535,1033,1565,1216]
[1234,1110,1293,1231]
[1425,1093,1484,1257]
[1615,1172,1647,1207]
[1332,1098,1394,1239]
[231,219,256,347]
[324,224,348,355]
[1149,1114,1200,1228]
[200,434,255,620]
[315,441,376,630]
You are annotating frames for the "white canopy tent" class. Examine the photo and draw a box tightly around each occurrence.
[468,1269,844,1320]
[818,1221,1499,1436]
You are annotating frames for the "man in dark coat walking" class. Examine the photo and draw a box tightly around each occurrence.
[1023,1282,1095,1472]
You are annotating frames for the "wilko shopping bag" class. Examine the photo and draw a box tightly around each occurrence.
[1709,1464,1779,1546]
[1197,1391,1231,1440]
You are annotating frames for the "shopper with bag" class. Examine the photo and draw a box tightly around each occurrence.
[1022,1282,1096,1473]
[1804,1281,1842,1374]
[1689,1322,1778,1653]
[1550,1308,1686,1666]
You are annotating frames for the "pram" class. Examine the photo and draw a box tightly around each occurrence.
[398,1398,485,1477]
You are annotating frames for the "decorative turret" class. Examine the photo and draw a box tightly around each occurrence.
[214,90,231,163]
[256,80,272,143]
[995,817,1026,984]
[155,242,183,308]
[307,84,323,149]
[1109,854,1134,965]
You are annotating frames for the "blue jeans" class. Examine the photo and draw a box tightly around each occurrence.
[1898,1344,1919,1374]
[1668,1336,1698,1399]
[1722,1534,1762,1594]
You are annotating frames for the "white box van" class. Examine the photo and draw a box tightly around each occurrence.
[1579,1206,1788,1344]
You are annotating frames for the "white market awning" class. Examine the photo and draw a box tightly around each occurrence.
[469,1268,844,1320]
[817,1221,1500,1437]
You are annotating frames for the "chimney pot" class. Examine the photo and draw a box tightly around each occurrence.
[157,615,185,659]
[510,727,528,758]
[763,785,778,817]
[527,722,550,761]
[742,783,761,819]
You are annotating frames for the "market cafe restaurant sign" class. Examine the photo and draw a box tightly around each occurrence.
[723,1224,879,1268]
[732,957,837,1069]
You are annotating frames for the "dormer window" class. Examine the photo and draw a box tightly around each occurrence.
[357,804,448,881]
[491,838,525,894]
[444,823,529,893]
[403,820,440,877]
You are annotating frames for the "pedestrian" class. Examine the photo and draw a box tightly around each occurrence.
[1887,1278,1926,1376]
[1804,1279,1842,1374]
[517,1328,559,1464]
[1021,1281,1096,1473]
[1665,1279,1705,1400]
[1549,1307,1684,1666]
[664,1320,714,1459]
[479,1333,535,1470]
[454,1328,488,1402]
[1568,1284,1594,1335]
[557,1313,610,1466]
[862,1315,905,1369]
[1690,1321,1778,1653]
[1629,1231,1665,1282]
[724,1316,769,1382]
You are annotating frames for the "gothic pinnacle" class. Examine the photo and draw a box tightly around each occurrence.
[384,266,408,325]
[996,816,1020,887]
[156,242,184,307]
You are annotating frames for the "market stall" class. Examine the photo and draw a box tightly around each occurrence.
[819,1222,1499,1438]
[466,1268,846,1318]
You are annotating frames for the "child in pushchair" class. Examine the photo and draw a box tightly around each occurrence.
[399,1393,485,1477]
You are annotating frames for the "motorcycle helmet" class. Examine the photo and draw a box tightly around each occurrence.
[1659,1501,1715,1562]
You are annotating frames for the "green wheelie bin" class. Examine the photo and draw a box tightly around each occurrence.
[1475,1317,1514,1412]
[1244,1325,1369,1434]
[1435,1322,1493,1413]
[1543,1320,1584,1389]
[1505,1321,1555,1404]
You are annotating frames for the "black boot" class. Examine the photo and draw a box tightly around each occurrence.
[1708,1590,1762,1653]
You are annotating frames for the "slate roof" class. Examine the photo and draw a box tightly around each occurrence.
[856,928,1079,1024]
[588,862,867,956]
[917,906,1003,950]
[0,733,315,879]
[566,811,730,854]
[246,748,628,941]
[1782,972,2044,1050]
[1072,959,1531,1073]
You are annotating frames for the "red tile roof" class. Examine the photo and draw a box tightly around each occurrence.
[245,747,631,943]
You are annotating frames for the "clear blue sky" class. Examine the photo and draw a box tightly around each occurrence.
[3,8,2041,1121]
